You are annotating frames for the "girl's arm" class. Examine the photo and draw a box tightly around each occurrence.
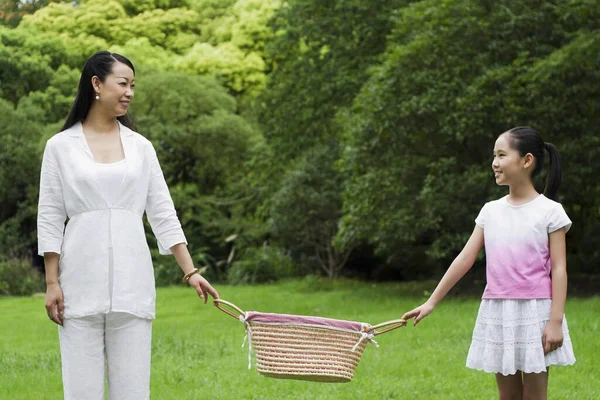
[402,225,484,325]
[543,228,568,353]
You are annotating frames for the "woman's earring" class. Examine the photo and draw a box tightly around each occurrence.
[95,93,100,100]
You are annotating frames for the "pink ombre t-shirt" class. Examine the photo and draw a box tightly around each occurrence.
[475,194,572,299]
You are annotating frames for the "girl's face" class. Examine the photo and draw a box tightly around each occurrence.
[92,61,135,117]
[492,133,534,186]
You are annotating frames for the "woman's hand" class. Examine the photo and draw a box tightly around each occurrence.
[188,273,219,303]
[401,301,435,326]
[45,282,64,326]
[542,320,563,354]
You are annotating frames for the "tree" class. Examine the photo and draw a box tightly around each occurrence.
[259,0,414,163]
[20,0,280,97]
[0,26,75,104]
[337,0,600,276]
[0,0,72,27]
[270,145,351,278]
[0,98,46,259]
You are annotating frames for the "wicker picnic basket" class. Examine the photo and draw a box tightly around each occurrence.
[214,299,406,383]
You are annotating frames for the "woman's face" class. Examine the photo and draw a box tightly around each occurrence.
[92,61,135,117]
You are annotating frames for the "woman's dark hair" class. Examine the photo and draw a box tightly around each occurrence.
[61,51,135,131]
[503,126,562,201]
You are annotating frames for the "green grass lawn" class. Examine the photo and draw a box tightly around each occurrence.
[1,280,598,399]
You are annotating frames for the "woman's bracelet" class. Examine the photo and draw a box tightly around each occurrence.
[182,268,199,283]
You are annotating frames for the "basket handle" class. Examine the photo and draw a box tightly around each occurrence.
[214,299,246,320]
[366,318,407,336]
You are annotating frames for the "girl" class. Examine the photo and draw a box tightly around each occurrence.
[38,51,219,399]
[402,127,575,399]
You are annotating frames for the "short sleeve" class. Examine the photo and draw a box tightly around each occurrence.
[475,203,487,228]
[547,203,572,233]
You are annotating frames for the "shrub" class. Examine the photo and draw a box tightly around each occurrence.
[227,246,294,284]
[0,258,44,296]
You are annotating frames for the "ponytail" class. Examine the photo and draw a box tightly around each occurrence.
[544,142,562,201]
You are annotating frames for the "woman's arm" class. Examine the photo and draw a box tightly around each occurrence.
[44,252,64,325]
[543,228,568,353]
[402,225,484,325]
[171,243,219,303]
[38,141,67,325]
[144,144,218,302]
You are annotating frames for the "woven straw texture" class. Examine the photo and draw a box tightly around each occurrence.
[214,299,405,383]
[250,322,368,383]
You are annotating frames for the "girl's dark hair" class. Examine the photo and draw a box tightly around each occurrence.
[61,51,135,131]
[503,126,562,201]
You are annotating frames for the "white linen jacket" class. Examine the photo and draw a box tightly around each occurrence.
[37,121,187,319]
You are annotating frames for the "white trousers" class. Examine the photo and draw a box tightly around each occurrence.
[58,312,152,400]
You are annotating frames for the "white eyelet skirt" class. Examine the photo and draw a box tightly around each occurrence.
[466,299,576,376]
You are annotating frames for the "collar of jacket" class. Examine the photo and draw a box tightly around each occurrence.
[65,121,134,138]
[65,121,135,162]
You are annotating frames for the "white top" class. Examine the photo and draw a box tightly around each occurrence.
[96,159,126,208]
[37,121,187,320]
[475,194,572,299]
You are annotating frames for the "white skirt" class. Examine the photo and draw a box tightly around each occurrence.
[466,299,576,375]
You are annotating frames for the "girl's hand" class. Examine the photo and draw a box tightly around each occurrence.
[542,320,563,354]
[188,273,219,304]
[401,301,435,326]
[45,282,64,326]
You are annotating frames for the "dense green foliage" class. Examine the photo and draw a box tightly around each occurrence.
[1,0,598,293]
[336,0,600,278]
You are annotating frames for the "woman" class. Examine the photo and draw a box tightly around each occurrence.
[37,51,219,399]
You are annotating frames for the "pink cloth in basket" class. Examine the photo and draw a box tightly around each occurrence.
[244,311,364,332]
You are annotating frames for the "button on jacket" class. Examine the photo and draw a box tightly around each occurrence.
[37,121,187,319]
